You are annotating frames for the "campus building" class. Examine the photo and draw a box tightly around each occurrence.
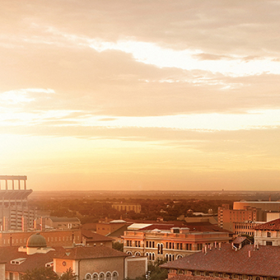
[122,223,231,262]
[218,204,266,232]
[160,237,280,280]
[0,175,35,231]
[254,218,280,246]
[0,229,113,248]
[112,203,141,213]
[0,233,147,280]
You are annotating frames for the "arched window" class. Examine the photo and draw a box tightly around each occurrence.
[85,273,91,280]
[126,251,132,256]
[177,255,183,259]
[93,273,98,280]
[135,252,141,256]
[99,273,105,280]
[112,271,118,280]
[106,272,111,280]
[152,253,155,260]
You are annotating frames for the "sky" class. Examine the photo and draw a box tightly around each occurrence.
[0,0,280,191]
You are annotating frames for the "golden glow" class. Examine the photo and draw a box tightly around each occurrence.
[1,1,280,191]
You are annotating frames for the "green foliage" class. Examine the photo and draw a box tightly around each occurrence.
[129,258,168,280]
[22,267,77,280]
[22,267,58,280]
[112,241,124,252]
[59,268,77,280]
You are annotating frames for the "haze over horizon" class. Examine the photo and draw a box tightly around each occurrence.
[1,1,280,191]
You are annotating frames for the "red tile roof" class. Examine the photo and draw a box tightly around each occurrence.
[232,237,247,244]
[254,218,280,230]
[81,229,113,241]
[54,245,127,260]
[168,277,223,280]
[161,243,280,277]
[0,246,65,273]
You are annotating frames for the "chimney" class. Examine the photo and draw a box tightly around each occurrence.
[204,245,207,255]
[219,242,222,250]
[215,241,217,249]
[248,250,251,258]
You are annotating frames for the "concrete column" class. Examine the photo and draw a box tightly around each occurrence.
[5,180,8,190]
[18,180,20,190]
[12,180,14,190]
[24,179,26,190]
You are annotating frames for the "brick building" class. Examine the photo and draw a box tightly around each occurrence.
[0,229,113,248]
[122,223,231,262]
[35,216,81,230]
[218,204,266,232]
[254,218,280,246]
[112,203,141,213]
[160,238,280,280]
[0,233,147,280]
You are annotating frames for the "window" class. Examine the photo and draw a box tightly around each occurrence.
[85,273,91,280]
[99,273,105,280]
[106,272,111,280]
[158,243,163,254]
[267,232,271,238]
[266,241,272,246]
[112,272,118,280]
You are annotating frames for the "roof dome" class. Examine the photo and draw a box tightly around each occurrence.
[27,233,47,248]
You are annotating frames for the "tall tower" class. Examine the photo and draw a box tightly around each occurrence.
[0,176,35,231]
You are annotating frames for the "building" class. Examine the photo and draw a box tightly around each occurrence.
[81,229,113,247]
[254,218,280,246]
[233,201,280,211]
[122,223,231,262]
[234,221,263,237]
[0,228,113,248]
[54,245,147,280]
[0,233,147,280]
[112,203,141,213]
[35,216,81,230]
[96,220,129,236]
[218,204,266,232]
[160,238,280,280]
[0,175,35,231]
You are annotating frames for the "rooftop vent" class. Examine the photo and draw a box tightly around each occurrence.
[45,262,53,267]
[10,258,26,265]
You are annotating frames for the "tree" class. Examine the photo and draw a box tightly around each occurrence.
[22,267,77,280]
[112,241,124,252]
[60,268,77,280]
[22,267,58,280]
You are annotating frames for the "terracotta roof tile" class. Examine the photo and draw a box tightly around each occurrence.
[232,237,247,244]
[161,243,280,277]
[81,229,113,241]
[254,218,280,230]
[0,246,65,273]
[54,245,127,260]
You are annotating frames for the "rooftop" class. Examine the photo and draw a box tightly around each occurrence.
[254,218,280,231]
[54,245,127,260]
[161,243,280,277]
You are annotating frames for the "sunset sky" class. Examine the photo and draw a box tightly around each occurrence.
[1,0,280,191]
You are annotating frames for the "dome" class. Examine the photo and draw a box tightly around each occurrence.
[27,233,47,248]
